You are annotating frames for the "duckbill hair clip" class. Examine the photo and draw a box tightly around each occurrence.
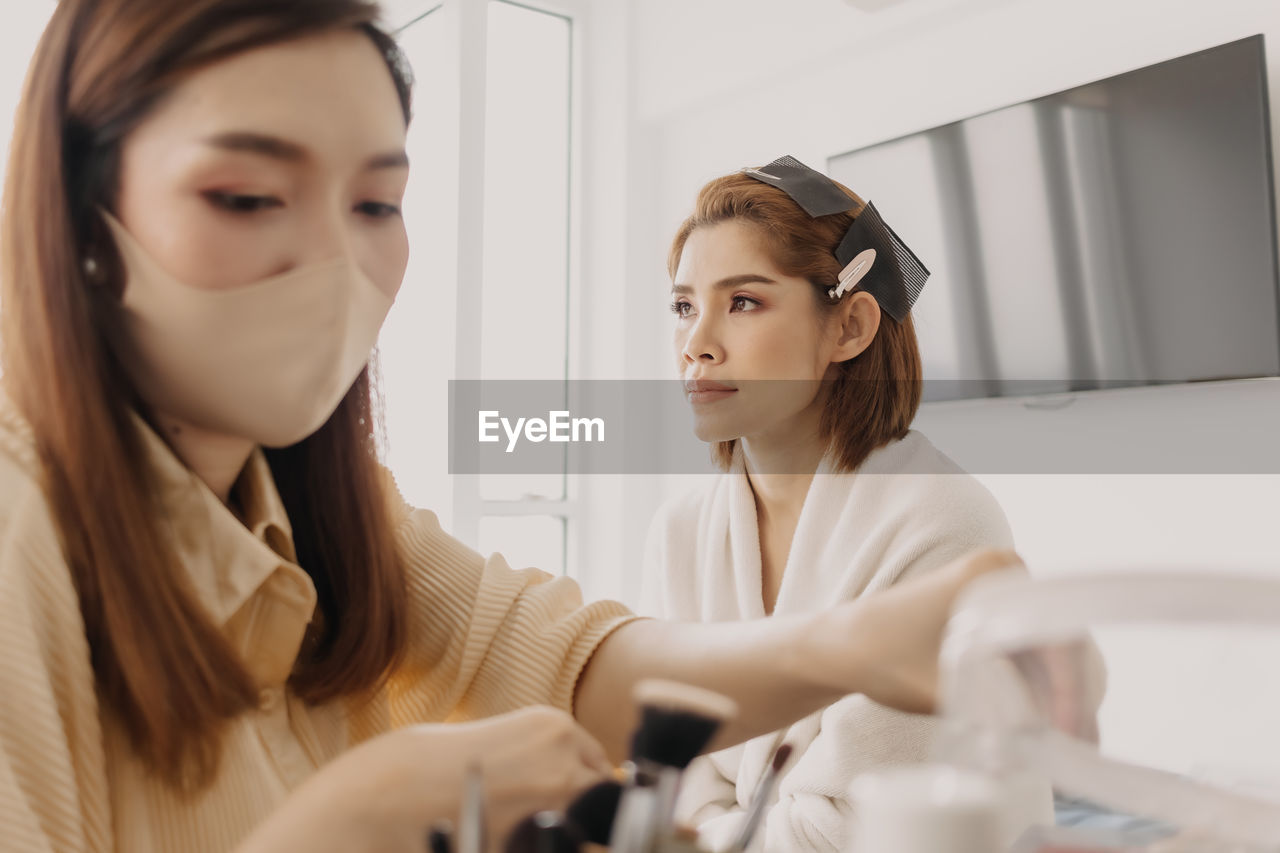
[740,154,931,321]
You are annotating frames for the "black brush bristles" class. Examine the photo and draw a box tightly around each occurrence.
[630,705,722,769]
[566,780,624,845]
[627,681,738,771]
[771,743,793,774]
[504,812,582,853]
[426,821,454,853]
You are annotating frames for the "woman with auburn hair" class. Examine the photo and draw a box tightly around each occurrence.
[0,5,1020,852]
[642,158,1016,852]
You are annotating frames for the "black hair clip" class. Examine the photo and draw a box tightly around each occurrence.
[741,155,929,322]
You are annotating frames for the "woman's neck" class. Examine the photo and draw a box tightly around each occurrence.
[742,466,818,523]
[151,410,256,504]
[739,417,828,524]
[740,424,826,616]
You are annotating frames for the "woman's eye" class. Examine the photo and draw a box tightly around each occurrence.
[204,192,282,213]
[670,300,693,318]
[356,201,402,219]
[730,295,761,312]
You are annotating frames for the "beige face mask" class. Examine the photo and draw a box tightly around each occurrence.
[101,211,396,448]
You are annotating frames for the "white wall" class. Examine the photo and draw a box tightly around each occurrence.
[606,0,1280,782]
[0,4,55,194]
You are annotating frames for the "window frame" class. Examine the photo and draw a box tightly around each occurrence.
[393,0,586,577]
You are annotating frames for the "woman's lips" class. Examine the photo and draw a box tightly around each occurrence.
[684,380,738,404]
[688,389,736,403]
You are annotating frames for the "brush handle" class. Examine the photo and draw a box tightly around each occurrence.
[727,735,790,853]
[652,767,684,839]
[457,766,486,853]
[610,786,660,853]
[728,769,780,853]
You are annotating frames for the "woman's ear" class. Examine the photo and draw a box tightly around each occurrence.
[831,291,881,363]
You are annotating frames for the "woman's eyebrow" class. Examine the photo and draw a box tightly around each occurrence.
[201,131,408,171]
[671,274,778,294]
[202,131,306,161]
[363,149,409,171]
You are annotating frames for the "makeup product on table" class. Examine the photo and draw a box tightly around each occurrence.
[938,572,1280,850]
[848,764,1005,853]
[1007,823,1149,852]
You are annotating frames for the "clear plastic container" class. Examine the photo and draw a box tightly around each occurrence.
[931,569,1280,852]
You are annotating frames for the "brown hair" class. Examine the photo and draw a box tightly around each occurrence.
[668,172,922,473]
[1,0,411,790]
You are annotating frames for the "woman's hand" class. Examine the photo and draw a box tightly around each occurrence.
[1008,639,1106,743]
[237,705,611,853]
[803,548,1026,714]
[460,706,615,835]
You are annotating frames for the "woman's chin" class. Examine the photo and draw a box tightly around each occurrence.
[691,417,741,445]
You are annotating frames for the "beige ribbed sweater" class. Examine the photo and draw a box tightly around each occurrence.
[0,399,634,853]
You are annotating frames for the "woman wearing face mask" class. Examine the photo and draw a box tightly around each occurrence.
[0,5,1021,852]
[641,161,1016,852]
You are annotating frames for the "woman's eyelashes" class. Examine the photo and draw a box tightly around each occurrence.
[670,294,764,319]
[204,191,282,213]
[202,191,403,219]
[354,200,402,219]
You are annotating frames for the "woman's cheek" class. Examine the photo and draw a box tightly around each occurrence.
[159,223,281,290]
[367,234,409,296]
[743,317,797,373]
[330,213,404,294]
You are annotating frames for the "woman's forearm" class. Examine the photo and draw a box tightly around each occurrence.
[574,548,1023,763]
[574,610,851,762]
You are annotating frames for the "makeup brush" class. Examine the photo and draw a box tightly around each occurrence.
[628,680,738,772]
[610,680,738,853]
[531,812,582,853]
[565,780,624,846]
[456,763,486,853]
[727,742,794,853]
[505,811,584,853]
[426,821,454,853]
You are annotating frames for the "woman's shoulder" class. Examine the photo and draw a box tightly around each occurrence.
[0,394,91,664]
[859,429,968,476]
[0,390,41,479]
[378,467,478,573]
[852,430,1012,542]
[0,392,58,541]
[861,431,990,493]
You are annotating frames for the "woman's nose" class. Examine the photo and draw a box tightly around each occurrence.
[681,315,725,365]
[298,205,356,267]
